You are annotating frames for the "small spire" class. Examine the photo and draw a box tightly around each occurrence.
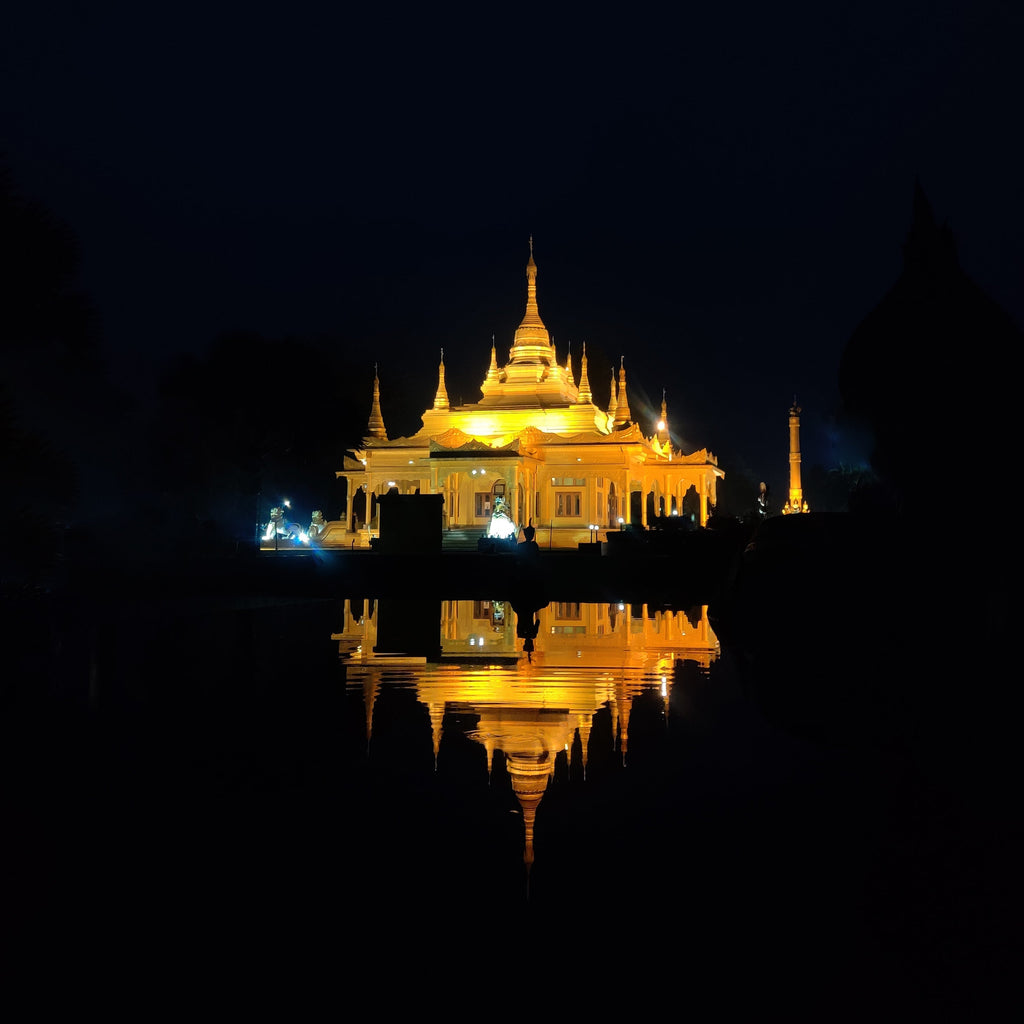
[656,388,670,445]
[577,341,592,404]
[484,334,500,384]
[434,347,450,410]
[607,367,618,420]
[365,366,388,440]
[615,357,632,427]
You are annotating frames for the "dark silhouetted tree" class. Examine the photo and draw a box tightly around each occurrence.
[150,331,363,551]
[0,158,121,580]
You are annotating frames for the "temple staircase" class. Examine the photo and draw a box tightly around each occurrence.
[442,526,487,552]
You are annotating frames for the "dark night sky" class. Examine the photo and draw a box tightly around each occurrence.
[2,1,1022,490]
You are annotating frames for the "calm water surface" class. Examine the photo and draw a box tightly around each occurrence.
[336,597,877,962]
[6,585,1011,1009]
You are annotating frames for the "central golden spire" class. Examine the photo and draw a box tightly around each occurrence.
[509,238,554,364]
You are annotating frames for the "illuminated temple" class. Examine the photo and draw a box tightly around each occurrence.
[322,243,723,549]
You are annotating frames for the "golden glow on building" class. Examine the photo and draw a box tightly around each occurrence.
[321,244,724,549]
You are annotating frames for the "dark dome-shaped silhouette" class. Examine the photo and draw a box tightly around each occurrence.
[838,181,1020,514]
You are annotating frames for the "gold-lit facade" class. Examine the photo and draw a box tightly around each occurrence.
[322,243,724,549]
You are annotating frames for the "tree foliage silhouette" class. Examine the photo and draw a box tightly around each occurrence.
[152,331,362,548]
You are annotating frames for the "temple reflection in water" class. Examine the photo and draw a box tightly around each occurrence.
[335,598,719,872]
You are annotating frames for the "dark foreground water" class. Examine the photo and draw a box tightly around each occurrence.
[2,580,1017,1014]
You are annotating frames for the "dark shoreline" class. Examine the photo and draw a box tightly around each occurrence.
[43,530,746,610]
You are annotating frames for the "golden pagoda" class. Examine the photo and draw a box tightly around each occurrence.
[325,242,724,549]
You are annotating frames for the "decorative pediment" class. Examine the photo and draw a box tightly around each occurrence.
[429,429,522,455]
[361,434,428,448]
[673,447,719,466]
[514,425,622,446]
[428,427,475,449]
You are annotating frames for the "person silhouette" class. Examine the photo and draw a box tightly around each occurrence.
[756,482,769,519]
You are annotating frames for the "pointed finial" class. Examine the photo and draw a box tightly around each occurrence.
[529,235,533,257]
[620,355,624,368]
[366,365,388,439]
[434,349,450,410]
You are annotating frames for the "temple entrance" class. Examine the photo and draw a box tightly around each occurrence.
[682,484,700,524]
[352,487,372,529]
[606,483,618,526]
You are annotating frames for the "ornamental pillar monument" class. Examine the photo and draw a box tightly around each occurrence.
[782,399,810,515]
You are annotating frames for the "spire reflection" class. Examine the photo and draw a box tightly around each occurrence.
[335,597,719,878]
